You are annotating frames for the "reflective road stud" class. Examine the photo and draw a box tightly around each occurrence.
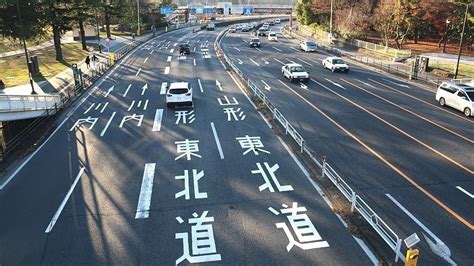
[405,248,419,266]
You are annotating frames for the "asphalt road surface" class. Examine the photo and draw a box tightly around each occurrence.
[220,23,473,265]
[0,26,378,265]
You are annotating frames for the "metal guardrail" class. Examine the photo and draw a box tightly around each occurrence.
[215,28,407,263]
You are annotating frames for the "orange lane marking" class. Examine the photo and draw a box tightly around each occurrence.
[277,79,474,230]
[369,78,474,124]
[340,78,474,144]
[311,78,473,175]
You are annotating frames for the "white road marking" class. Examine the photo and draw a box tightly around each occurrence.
[173,42,177,46]
[123,84,131,97]
[149,49,154,55]
[234,47,241,52]
[272,46,282,52]
[45,167,86,233]
[104,85,114,97]
[127,100,135,111]
[135,67,142,76]
[386,193,454,264]
[261,80,271,91]
[160,82,168,95]
[144,57,149,63]
[238,59,243,64]
[198,79,204,92]
[242,39,248,43]
[290,47,300,52]
[100,102,109,113]
[141,83,148,95]
[143,100,149,110]
[300,82,308,90]
[152,109,163,131]
[456,186,474,198]
[94,103,101,110]
[210,122,224,160]
[135,163,156,219]
[170,48,174,53]
[324,78,346,90]
[285,58,296,64]
[193,59,196,66]
[193,47,196,52]
[167,56,172,62]
[256,47,262,52]
[249,58,260,66]
[383,78,410,89]
[84,103,94,114]
[164,66,170,74]
[298,58,313,66]
[353,236,379,265]
[137,100,142,108]
[355,78,378,89]
[268,207,279,215]
[216,80,223,91]
[263,58,269,64]
[100,112,116,137]
[273,58,285,65]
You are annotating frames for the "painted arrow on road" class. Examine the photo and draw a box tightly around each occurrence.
[383,78,410,88]
[355,79,378,89]
[300,82,308,90]
[325,78,346,90]
[261,80,271,91]
[104,85,114,97]
[216,80,223,91]
[238,59,243,65]
[141,83,148,95]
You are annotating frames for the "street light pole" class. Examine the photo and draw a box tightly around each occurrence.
[329,0,333,43]
[454,4,468,79]
[443,19,450,53]
[15,0,36,94]
[137,0,141,36]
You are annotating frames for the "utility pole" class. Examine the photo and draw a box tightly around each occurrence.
[137,0,141,36]
[15,0,36,94]
[329,0,333,43]
[454,3,468,79]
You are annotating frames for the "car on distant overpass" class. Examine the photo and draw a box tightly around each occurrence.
[281,63,309,83]
[436,80,474,116]
[322,56,350,72]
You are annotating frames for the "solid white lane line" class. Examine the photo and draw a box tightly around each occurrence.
[198,79,204,92]
[273,58,285,65]
[135,68,142,76]
[249,58,260,66]
[170,48,174,53]
[144,57,149,63]
[193,59,196,66]
[164,67,170,74]
[143,100,149,110]
[210,122,224,160]
[272,46,282,52]
[353,236,379,266]
[127,100,135,111]
[135,163,156,219]
[100,112,116,137]
[84,103,94,114]
[386,193,453,264]
[167,56,172,62]
[100,102,108,113]
[123,84,131,97]
[298,58,313,66]
[160,82,168,95]
[456,186,474,198]
[152,109,163,131]
[45,167,86,233]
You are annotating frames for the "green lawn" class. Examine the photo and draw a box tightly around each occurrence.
[428,62,474,78]
[0,43,96,88]
[0,35,51,53]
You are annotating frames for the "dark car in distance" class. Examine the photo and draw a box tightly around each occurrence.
[179,44,190,55]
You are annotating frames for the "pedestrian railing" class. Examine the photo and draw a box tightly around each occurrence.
[0,94,64,113]
[215,28,407,263]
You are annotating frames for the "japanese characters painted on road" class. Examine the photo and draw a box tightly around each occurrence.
[176,211,222,264]
[175,169,208,200]
[217,95,239,106]
[201,48,211,59]
[268,202,329,252]
[236,135,270,155]
[69,116,98,131]
[224,107,246,122]
[119,114,144,128]
[175,110,196,124]
[175,139,202,161]
[251,162,293,192]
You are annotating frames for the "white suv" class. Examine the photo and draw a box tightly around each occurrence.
[436,80,474,116]
[268,32,277,41]
[166,82,193,108]
[281,63,309,83]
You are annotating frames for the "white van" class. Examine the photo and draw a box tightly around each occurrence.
[268,32,277,41]
[436,79,474,116]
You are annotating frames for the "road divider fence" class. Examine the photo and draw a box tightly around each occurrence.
[215,28,406,263]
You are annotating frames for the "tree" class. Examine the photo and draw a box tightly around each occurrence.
[296,0,316,26]
[372,0,398,47]
[102,0,127,38]
[0,0,45,42]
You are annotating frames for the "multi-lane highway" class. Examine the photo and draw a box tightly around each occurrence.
[221,23,473,265]
[0,26,381,264]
